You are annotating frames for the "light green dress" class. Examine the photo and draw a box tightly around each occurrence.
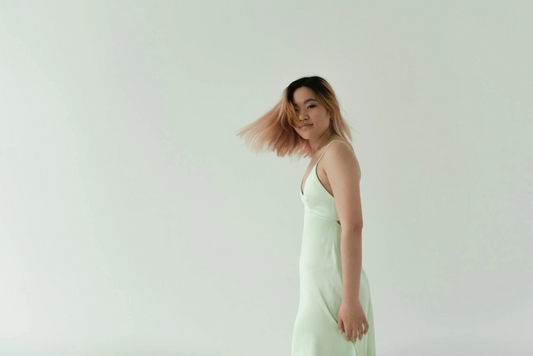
[292,140,376,356]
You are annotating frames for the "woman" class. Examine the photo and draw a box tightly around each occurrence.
[236,76,376,356]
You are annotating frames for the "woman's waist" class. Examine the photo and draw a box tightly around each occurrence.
[304,210,340,224]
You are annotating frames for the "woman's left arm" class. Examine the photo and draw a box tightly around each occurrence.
[326,142,363,301]
[325,142,367,342]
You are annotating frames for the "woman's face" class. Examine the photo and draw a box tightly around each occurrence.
[292,87,331,139]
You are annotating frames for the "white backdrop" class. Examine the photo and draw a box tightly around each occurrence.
[1,1,532,355]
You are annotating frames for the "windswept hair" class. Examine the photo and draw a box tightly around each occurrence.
[235,76,354,158]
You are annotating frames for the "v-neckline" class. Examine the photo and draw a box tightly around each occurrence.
[300,162,318,196]
[300,139,352,197]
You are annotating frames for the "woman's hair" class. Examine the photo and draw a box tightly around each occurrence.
[235,76,354,158]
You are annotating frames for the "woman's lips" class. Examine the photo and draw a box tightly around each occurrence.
[301,124,313,129]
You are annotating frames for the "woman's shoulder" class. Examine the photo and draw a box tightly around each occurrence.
[328,137,355,154]
[321,137,361,181]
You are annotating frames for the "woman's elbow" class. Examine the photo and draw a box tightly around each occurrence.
[341,221,363,233]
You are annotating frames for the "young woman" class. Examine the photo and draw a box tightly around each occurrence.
[236,76,376,356]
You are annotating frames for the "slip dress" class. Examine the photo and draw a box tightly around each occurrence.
[291,140,376,356]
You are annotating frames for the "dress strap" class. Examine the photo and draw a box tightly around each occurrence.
[332,139,356,157]
[316,139,354,166]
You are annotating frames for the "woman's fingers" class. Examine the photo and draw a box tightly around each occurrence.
[343,326,350,341]
[346,327,359,342]
[341,320,369,342]
[338,318,344,335]
[344,323,368,342]
[353,328,359,342]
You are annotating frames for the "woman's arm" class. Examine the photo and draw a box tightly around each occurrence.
[324,142,363,302]
[324,141,367,342]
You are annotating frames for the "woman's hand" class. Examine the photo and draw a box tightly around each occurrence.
[337,300,368,343]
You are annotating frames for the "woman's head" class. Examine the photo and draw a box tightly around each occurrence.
[236,76,352,157]
[290,84,334,140]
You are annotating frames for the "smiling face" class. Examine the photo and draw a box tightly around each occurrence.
[292,86,332,139]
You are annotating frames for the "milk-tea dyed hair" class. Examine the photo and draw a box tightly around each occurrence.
[235,76,354,158]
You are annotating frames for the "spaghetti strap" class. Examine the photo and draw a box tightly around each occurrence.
[332,139,355,155]
[316,140,355,166]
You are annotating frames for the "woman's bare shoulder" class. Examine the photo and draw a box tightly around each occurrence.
[327,137,360,179]
[329,136,355,155]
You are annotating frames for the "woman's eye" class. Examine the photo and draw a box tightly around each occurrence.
[294,105,315,112]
